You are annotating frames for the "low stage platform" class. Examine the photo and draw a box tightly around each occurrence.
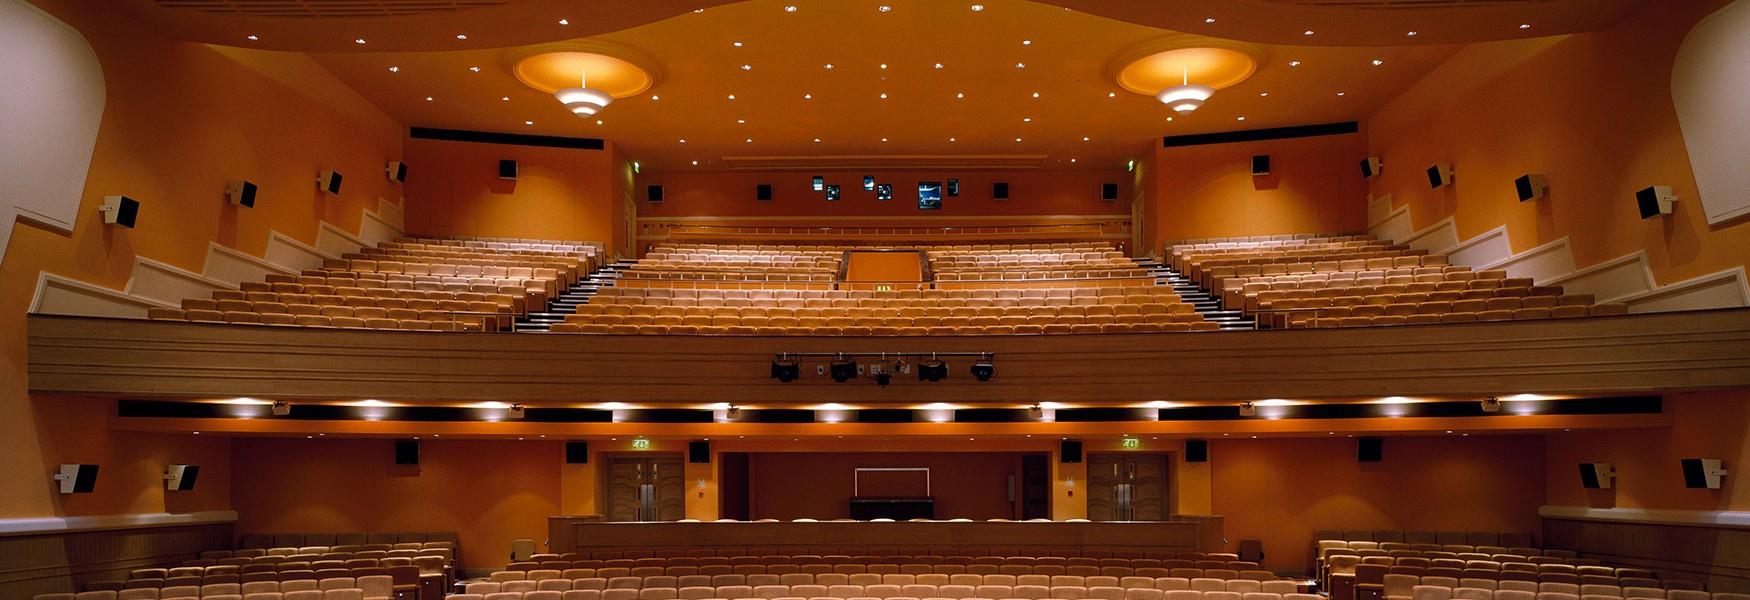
[546,517,1224,556]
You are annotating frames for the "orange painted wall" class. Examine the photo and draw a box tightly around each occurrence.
[635,170,1130,218]
[231,438,561,570]
[1545,390,1750,512]
[33,397,232,517]
[0,0,403,518]
[1365,0,1749,285]
[1144,132,1370,253]
[745,452,1025,521]
[1211,435,1545,572]
[401,137,625,253]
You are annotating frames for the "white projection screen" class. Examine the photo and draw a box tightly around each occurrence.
[1672,0,1750,225]
[0,0,105,267]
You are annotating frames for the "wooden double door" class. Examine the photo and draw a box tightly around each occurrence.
[606,454,685,522]
[1086,453,1168,522]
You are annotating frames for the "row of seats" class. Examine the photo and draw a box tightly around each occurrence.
[932,271,1151,282]
[442,588,1326,600]
[202,542,455,559]
[1176,239,1405,273]
[462,580,1306,600]
[516,552,1249,563]
[1225,267,1502,310]
[1170,237,1383,272]
[38,592,365,600]
[117,566,425,588]
[484,574,1283,588]
[593,288,1171,301]
[1374,575,1730,600]
[551,317,1219,335]
[237,532,460,550]
[490,568,1264,580]
[1197,251,1442,291]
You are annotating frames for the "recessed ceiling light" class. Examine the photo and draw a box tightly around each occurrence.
[1015,137,1023,142]
[955,92,964,99]
[1031,92,1040,98]
[501,96,510,101]
[881,137,889,142]
[1289,60,1302,67]
[559,19,569,25]
[596,120,603,125]
[469,66,481,72]
[424,96,434,101]
[745,138,753,143]
[354,38,367,44]
[934,63,944,69]
[691,160,699,165]
[727,94,736,100]
[970,4,984,11]
[1023,117,1032,122]
[813,138,821,143]
[878,5,892,12]
[1021,40,1032,45]
[679,139,687,143]
[1303,30,1315,36]
[1371,59,1384,66]
[784,5,797,12]
[1236,116,1246,121]
[824,63,835,69]
[1260,91,1270,97]
[1205,17,1216,24]
[737,119,746,124]
[740,64,753,71]
[1519,23,1531,29]
[651,95,660,100]
[732,41,743,47]
[1108,92,1116,98]
[693,8,703,12]
[949,137,956,142]
[525,120,534,125]
[1336,91,1346,96]
[1406,31,1418,36]
[387,66,399,73]
[1015,62,1026,69]
[1070,158,1077,163]
[880,63,888,69]
[246,35,259,41]
[1167,117,1175,121]
[803,93,813,99]
[455,34,468,40]
[879,93,888,99]
[1082,136,1090,141]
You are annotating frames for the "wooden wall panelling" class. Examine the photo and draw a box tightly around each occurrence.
[0,522,233,599]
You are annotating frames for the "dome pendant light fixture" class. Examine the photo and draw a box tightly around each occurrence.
[555,68,612,117]
[1156,66,1213,114]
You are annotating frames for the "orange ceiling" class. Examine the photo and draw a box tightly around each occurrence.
[309,0,1471,171]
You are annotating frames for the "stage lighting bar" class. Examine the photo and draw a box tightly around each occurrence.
[771,352,996,384]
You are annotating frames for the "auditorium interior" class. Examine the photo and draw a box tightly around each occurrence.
[4,1,1750,600]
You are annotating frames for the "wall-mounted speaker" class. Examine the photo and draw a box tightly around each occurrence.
[647,185,665,203]
[55,464,98,494]
[1059,440,1083,464]
[394,440,420,465]
[756,184,773,201]
[317,170,344,196]
[1100,183,1119,201]
[1185,439,1209,463]
[165,464,200,491]
[100,195,140,228]
[1252,155,1271,176]
[1358,437,1383,462]
[993,182,1010,200]
[1578,462,1614,489]
[689,440,711,464]
[565,441,589,464]
[1515,174,1547,202]
[386,161,408,183]
[1637,185,1677,219]
[1427,164,1455,189]
[498,160,518,180]
[226,180,259,208]
[1361,157,1382,179]
[1681,458,1727,489]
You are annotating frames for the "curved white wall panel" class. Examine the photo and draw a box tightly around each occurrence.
[0,0,105,267]
[1673,0,1750,225]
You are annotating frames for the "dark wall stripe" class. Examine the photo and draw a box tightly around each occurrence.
[409,127,606,150]
[1162,121,1359,148]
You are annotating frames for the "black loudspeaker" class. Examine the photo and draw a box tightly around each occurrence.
[1252,155,1271,176]
[1185,439,1209,463]
[498,159,518,180]
[757,184,773,201]
[394,440,420,465]
[1515,174,1547,202]
[1060,440,1083,464]
[1100,183,1119,201]
[1637,185,1675,219]
[387,161,408,183]
[1361,157,1382,179]
[228,180,258,208]
[1578,462,1613,489]
[565,441,589,464]
[689,440,711,464]
[1358,437,1383,462]
[101,195,141,228]
[317,170,344,196]
[647,185,664,203]
[56,464,99,494]
[1681,458,1726,489]
[166,464,200,491]
[1427,164,1454,189]
[993,182,1010,199]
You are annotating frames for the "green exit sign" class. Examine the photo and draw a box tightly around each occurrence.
[1121,437,1141,449]
[631,438,651,450]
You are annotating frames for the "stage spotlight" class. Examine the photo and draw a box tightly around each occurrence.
[770,357,800,382]
[830,357,858,383]
[1239,402,1257,417]
[507,403,526,420]
[1481,396,1502,413]
[271,401,290,416]
[917,358,948,382]
[970,356,995,382]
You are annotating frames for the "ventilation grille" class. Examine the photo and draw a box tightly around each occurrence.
[1263,0,1556,7]
[153,0,507,18]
